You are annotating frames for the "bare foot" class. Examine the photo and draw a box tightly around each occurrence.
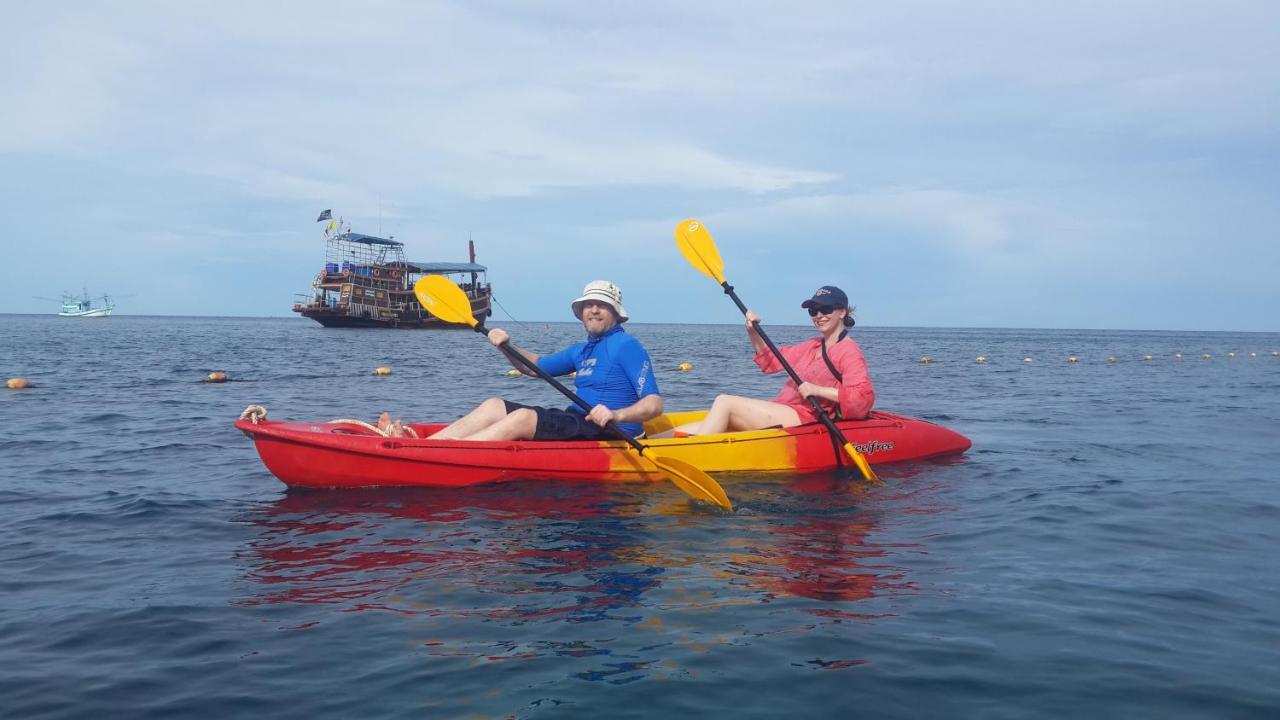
[377,412,411,438]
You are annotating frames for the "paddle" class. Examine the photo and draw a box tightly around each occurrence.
[413,275,733,510]
[673,219,881,483]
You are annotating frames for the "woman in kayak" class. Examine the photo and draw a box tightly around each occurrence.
[671,285,874,436]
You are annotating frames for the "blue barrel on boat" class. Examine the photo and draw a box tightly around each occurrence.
[325,262,339,273]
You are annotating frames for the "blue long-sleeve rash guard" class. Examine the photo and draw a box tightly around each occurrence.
[536,326,660,436]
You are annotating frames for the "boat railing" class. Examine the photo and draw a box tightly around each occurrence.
[294,292,337,309]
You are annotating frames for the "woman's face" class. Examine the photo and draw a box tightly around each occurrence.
[807,303,846,333]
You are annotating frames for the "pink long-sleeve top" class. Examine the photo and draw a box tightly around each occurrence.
[753,335,876,420]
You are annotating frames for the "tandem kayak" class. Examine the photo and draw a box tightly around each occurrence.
[235,408,970,489]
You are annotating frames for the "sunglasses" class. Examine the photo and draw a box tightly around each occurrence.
[807,305,838,317]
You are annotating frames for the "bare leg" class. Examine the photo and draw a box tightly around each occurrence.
[673,394,802,435]
[428,397,511,439]
[463,407,538,442]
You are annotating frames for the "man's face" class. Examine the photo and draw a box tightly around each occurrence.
[579,299,618,336]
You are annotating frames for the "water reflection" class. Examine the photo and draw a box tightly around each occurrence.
[233,471,949,697]
[718,472,905,604]
[235,482,659,619]
[236,468,941,616]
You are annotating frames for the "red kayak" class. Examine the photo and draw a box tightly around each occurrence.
[236,408,970,489]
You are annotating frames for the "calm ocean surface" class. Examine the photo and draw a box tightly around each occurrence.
[2,315,1279,719]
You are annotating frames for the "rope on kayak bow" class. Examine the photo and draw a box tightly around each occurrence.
[326,418,391,435]
[239,404,268,424]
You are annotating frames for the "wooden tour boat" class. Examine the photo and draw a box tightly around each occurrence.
[292,210,492,328]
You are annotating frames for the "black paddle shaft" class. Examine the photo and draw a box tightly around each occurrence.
[721,281,849,467]
[472,324,649,455]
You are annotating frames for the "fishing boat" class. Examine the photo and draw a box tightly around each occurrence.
[235,408,971,489]
[57,292,114,318]
[292,212,492,328]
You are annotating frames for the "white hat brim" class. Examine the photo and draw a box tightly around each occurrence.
[571,290,628,323]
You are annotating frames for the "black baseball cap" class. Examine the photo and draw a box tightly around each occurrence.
[800,285,848,308]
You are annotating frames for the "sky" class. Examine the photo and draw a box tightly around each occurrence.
[2,1,1277,331]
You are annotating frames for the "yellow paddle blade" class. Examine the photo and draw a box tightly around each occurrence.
[413,275,479,327]
[673,218,726,284]
[647,452,732,510]
[844,442,882,484]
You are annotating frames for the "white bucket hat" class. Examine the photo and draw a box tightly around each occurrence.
[571,280,628,323]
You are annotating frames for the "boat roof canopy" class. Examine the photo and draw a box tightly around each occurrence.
[341,232,403,247]
[403,261,488,274]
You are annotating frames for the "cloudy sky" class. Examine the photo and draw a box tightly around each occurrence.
[3,1,1277,330]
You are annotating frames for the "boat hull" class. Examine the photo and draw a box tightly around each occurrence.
[58,307,112,318]
[299,310,475,329]
[235,410,971,489]
[295,299,491,328]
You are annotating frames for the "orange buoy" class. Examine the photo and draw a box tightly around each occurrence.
[374,367,393,376]
[7,377,30,389]
[207,371,228,383]
[677,362,693,372]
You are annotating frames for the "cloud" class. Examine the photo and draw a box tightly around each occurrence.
[0,17,142,152]
[3,3,839,201]
[2,2,1277,329]
[693,189,1021,259]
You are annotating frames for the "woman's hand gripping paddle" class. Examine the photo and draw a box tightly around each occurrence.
[413,275,732,510]
[673,219,880,484]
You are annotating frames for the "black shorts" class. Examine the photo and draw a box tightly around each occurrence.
[502,401,613,442]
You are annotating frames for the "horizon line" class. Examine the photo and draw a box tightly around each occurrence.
[1,312,1277,335]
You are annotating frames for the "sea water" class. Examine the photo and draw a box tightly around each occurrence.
[2,315,1278,718]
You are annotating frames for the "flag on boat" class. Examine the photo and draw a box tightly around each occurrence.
[316,209,332,222]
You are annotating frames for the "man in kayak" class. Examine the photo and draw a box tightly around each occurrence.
[668,285,874,436]
[425,280,663,441]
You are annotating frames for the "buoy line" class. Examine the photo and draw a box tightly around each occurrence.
[917,351,1276,365]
